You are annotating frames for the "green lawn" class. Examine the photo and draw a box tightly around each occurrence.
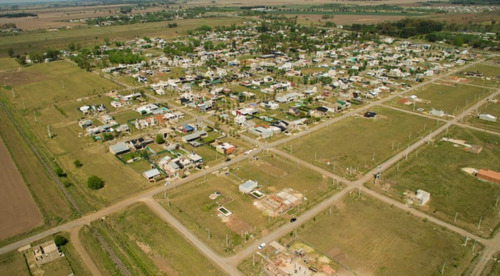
[156,152,339,255]
[282,106,442,179]
[267,194,478,275]
[378,126,500,237]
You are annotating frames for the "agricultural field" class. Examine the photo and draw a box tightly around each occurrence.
[375,126,500,237]
[390,83,492,116]
[0,136,41,240]
[156,152,339,255]
[258,194,478,275]
[86,203,223,275]
[466,101,500,133]
[281,106,442,179]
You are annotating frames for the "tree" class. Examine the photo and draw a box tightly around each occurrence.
[55,167,66,177]
[54,235,68,246]
[7,48,14,58]
[73,160,82,168]
[87,175,104,190]
[155,134,165,144]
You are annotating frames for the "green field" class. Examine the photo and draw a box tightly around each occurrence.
[0,251,30,275]
[87,203,224,275]
[79,225,122,275]
[392,83,492,116]
[466,101,500,133]
[0,17,245,58]
[282,106,441,179]
[378,126,500,237]
[156,152,339,255]
[262,194,478,275]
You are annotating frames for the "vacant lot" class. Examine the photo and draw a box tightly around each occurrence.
[282,106,441,179]
[466,101,500,133]
[0,251,30,275]
[275,194,477,275]
[157,153,338,254]
[0,136,41,241]
[391,83,492,116]
[84,204,223,275]
[379,126,500,237]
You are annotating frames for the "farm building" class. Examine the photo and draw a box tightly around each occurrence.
[416,189,431,206]
[478,114,497,122]
[109,142,130,155]
[477,169,500,185]
[239,180,258,194]
[142,168,161,181]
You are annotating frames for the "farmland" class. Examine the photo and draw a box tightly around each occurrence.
[270,194,478,275]
[156,152,339,255]
[281,106,442,179]
[377,126,500,237]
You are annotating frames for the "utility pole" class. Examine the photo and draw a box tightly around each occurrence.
[454,212,458,223]
[47,125,52,139]
[477,217,482,229]
[440,261,445,276]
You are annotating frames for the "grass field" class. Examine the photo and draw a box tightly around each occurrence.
[457,63,500,88]
[266,194,478,275]
[83,203,224,275]
[0,17,245,58]
[281,106,442,179]
[466,101,500,133]
[377,126,500,237]
[391,83,492,116]
[156,152,339,255]
[0,251,30,275]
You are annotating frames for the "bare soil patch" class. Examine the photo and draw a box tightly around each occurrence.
[0,136,42,240]
[225,216,252,235]
[254,161,288,178]
[0,71,48,87]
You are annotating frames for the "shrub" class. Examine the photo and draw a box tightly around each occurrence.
[54,235,68,246]
[87,175,104,190]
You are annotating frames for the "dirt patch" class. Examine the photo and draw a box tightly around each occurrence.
[254,161,288,178]
[152,255,179,276]
[136,241,152,254]
[225,216,252,235]
[0,71,48,86]
[327,248,348,263]
[0,136,42,240]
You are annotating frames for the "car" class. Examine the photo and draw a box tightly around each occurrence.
[290,218,297,223]
[258,242,266,250]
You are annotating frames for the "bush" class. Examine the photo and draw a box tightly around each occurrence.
[155,134,165,144]
[54,235,68,246]
[55,167,66,177]
[73,160,82,168]
[87,175,104,190]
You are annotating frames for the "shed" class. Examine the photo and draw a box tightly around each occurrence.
[478,114,497,122]
[109,142,130,155]
[239,180,258,194]
[142,168,160,180]
[416,189,431,206]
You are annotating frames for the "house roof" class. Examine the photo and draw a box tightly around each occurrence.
[109,142,129,155]
[143,168,160,179]
[239,180,258,190]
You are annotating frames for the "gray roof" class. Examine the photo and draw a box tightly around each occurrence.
[143,168,160,179]
[109,142,129,155]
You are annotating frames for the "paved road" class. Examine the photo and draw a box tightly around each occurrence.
[1,59,499,275]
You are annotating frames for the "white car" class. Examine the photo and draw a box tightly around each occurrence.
[258,242,266,250]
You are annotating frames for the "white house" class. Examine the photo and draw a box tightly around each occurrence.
[416,189,431,206]
[239,180,258,194]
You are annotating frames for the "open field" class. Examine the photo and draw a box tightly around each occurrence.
[466,101,500,133]
[0,251,30,275]
[376,126,500,237]
[156,152,338,255]
[0,17,245,58]
[0,136,41,241]
[455,63,500,88]
[0,96,73,232]
[297,14,406,25]
[79,225,121,275]
[391,83,492,116]
[265,194,478,275]
[281,106,442,179]
[104,203,224,275]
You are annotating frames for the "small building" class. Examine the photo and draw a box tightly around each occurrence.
[142,168,161,181]
[181,130,208,143]
[109,142,130,155]
[478,114,497,122]
[477,169,500,185]
[215,142,235,155]
[239,180,258,194]
[416,189,431,206]
[429,109,445,117]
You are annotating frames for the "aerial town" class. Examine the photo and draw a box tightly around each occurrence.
[0,0,499,275]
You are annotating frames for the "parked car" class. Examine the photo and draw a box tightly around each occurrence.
[258,242,266,250]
